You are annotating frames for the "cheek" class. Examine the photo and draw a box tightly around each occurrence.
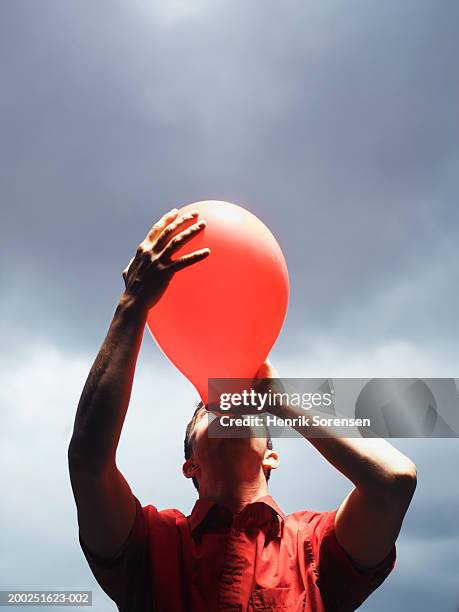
[192,424,210,458]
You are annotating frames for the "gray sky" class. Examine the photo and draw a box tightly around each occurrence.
[1,1,458,610]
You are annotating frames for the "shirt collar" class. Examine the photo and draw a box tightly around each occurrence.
[188,498,218,534]
[188,495,287,537]
[253,495,287,524]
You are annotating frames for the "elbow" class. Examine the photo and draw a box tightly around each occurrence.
[364,459,417,509]
[397,460,417,494]
[383,460,418,506]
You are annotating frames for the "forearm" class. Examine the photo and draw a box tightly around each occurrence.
[274,402,416,503]
[69,292,148,472]
[67,209,208,559]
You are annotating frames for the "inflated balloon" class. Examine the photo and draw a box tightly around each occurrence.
[146,201,289,404]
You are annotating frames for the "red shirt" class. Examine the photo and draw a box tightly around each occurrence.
[79,495,396,611]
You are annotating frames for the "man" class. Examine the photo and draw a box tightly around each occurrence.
[68,209,417,611]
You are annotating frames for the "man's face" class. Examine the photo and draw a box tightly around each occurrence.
[183,405,279,488]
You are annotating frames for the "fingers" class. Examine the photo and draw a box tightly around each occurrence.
[146,208,180,243]
[133,208,210,280]
[167,248,211,272]
[161,219,207,258]
[155,210,199,252]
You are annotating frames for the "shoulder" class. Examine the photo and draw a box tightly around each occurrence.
[141,502,186,529]
[281,508,338,557]
[142,503,185,520]
[288,507,396,609]
[286,508,337,534]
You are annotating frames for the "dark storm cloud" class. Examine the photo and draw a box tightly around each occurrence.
[1,4,458,610]
[1,0,458,355]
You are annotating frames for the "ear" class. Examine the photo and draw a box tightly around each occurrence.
[182,458,200,480]
[262,448,280,471]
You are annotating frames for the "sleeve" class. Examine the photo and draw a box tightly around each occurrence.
[79,496,152,611]
[305,509,396,611]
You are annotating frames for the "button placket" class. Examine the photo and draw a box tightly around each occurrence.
[216,523,255,611]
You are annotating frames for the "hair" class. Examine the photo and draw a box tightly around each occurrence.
[184,400,273,491]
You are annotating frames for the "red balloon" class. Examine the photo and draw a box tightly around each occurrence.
[146,201,289,404]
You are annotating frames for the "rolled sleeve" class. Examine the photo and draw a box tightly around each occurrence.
[79,496,151,611]
[305,509,396,611]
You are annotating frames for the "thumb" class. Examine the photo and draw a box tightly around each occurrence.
[252,359,278,390]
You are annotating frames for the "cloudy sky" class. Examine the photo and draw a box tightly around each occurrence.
[1,1,458,610]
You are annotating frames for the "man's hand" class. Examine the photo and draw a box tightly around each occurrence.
[122,208,210,312]
[254,359,278,380]
[251,359,285,404]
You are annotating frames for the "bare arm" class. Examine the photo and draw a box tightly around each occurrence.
[68,208,210,559]
[308,434,416,568]
[258,363,417,568]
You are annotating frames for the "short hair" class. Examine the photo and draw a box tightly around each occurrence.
[184,400,273,491]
